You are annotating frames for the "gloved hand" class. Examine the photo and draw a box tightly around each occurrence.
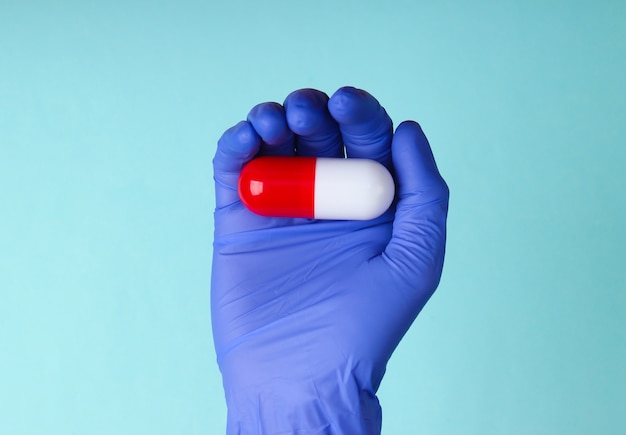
[211,87,449,434]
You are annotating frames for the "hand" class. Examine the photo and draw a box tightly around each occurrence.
[211,87,449,434]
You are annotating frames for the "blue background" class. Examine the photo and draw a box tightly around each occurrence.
[1,0,624,433]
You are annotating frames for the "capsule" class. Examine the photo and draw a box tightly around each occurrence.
[238,156,395,220]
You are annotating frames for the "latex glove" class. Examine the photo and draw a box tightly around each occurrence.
[212,87,448,434]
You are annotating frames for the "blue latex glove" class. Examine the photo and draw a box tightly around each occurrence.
[212,87,449,434]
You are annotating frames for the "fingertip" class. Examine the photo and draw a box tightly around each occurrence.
[327,86,392,165]
[247,102,293,146]
[395,120,424,136]
[213,121,262,208]
[328,86,379,125]
[392,120,448,202]
[283,88,330,136]
[392,120,435,172]
[218,121,260,157]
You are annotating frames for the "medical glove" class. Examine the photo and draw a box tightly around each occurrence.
[211,87,449,434]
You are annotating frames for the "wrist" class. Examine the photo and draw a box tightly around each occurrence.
[223,381,381,435]
[220,354,382,434]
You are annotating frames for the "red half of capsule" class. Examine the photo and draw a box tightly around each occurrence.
[238,156,317,218]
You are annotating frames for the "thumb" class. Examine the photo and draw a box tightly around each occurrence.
[383,121,449,294]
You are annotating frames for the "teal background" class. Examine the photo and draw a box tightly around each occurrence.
[1,0,624,433]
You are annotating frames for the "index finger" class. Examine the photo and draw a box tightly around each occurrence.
[328,86,393,168]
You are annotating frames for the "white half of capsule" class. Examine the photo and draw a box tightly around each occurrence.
[314,158,395,220]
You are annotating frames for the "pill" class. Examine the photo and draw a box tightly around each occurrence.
[238,156,395,220]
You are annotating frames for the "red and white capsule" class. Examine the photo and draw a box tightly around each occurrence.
[238,156,395,220]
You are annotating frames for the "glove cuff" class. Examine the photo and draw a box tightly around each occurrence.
[223,374,382,434]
